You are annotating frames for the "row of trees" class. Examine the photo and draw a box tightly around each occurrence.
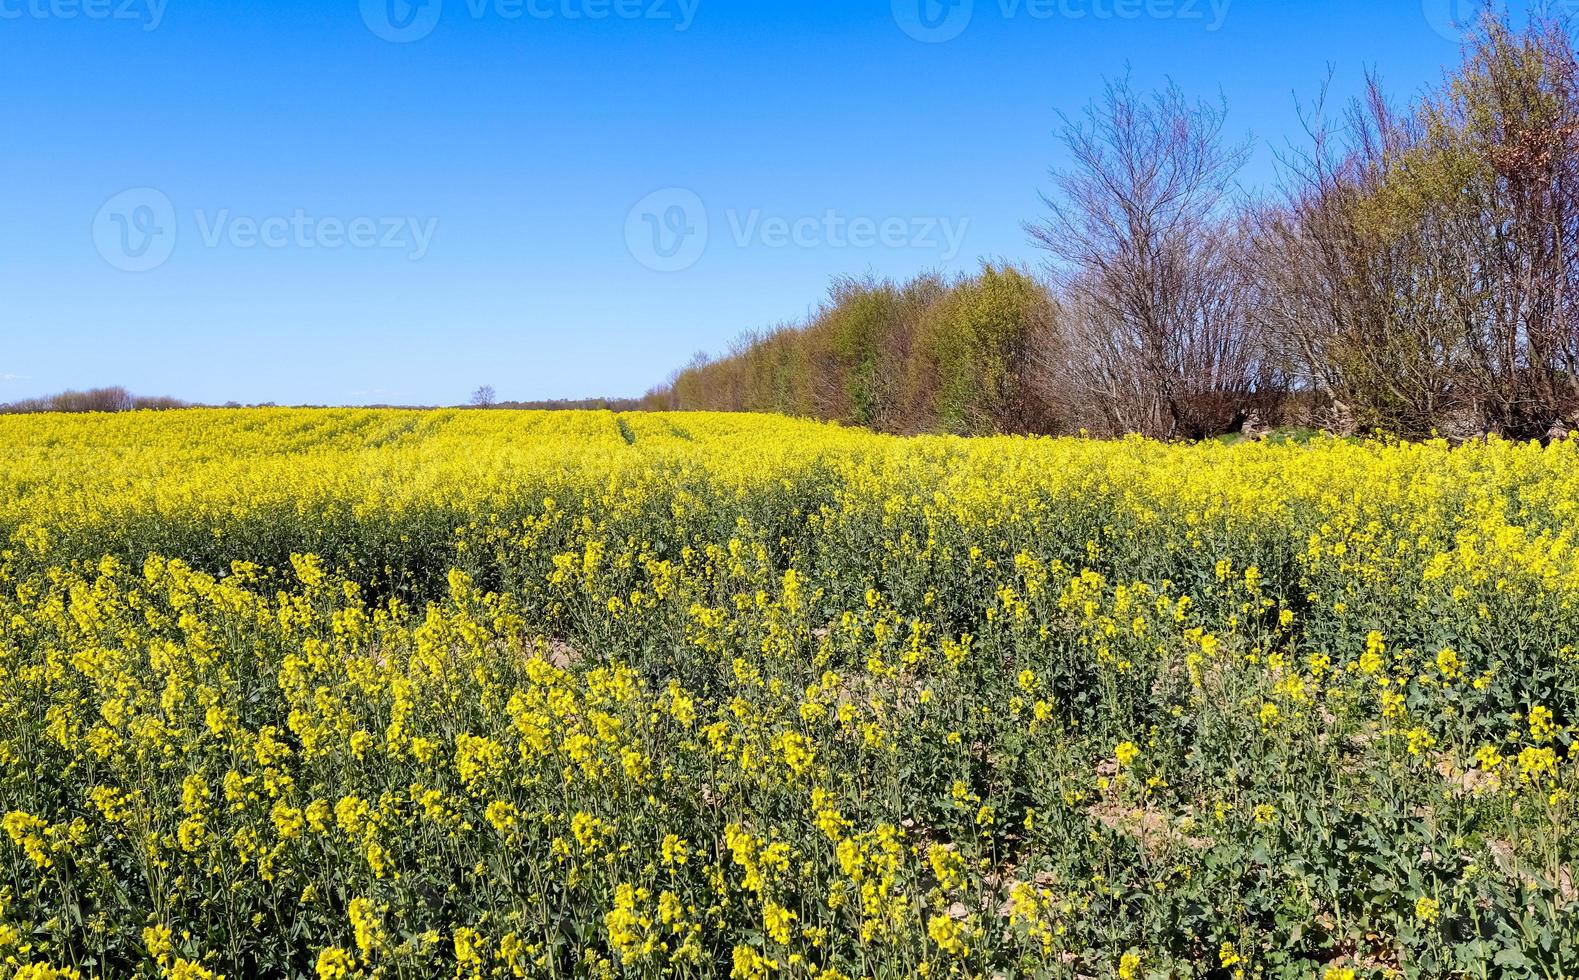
[0,387,188,415]
[638,266,1057,435]
[646,11,1579,440]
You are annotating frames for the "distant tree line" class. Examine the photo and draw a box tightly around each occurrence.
[0,385,648,416]
[477,396,645,412]
[643,11,1579,441]
[0,387,188,415]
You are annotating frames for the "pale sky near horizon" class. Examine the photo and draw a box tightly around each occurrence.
[0,0,1536,406]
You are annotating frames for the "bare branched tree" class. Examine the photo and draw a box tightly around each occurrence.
[1030,75,1257,438]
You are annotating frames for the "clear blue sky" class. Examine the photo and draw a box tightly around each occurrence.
[0,0,1526,406]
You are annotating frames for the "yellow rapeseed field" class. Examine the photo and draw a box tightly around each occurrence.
[0,409,1575,979]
